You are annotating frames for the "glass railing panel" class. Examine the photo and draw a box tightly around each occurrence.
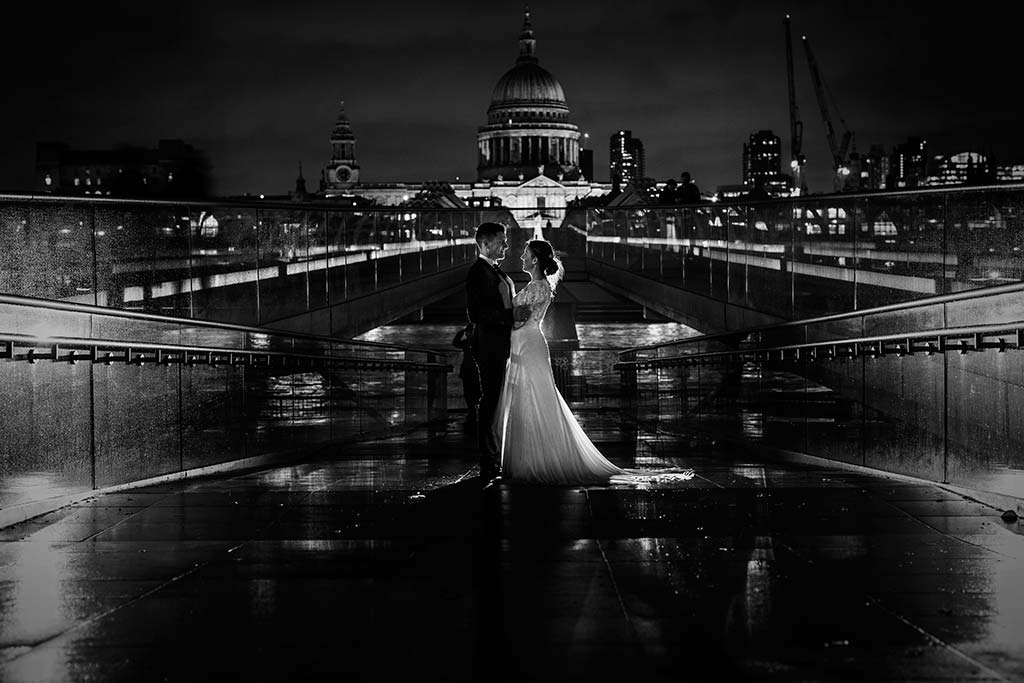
[245,364,293,459]
[305,209,329,312]
[358,364,404,436]
[350,258,379,300]
[638,209,663,280]
[946,350,1024,500]
[860,353,945,480]
[414,210,436,243]
[325,210,373,302]
[22,201,97,305]
[853,192,946,309]
[946,187,1024,294]
[181,365,248,470]
[399,250,423,282]
[724,204,752,310]
[93,364,181,486]
[255,207,314,325]
[799,356,865,467]
[676,204,711,298]
[792,196,859,318]
[752,356,809,457]
[0,359,94,508]
[93,202,190,316]
[187,204,260,326]
[324,210,350,303]
[403,365,430,428]
[0,202,36,299]
[375,211,404,287]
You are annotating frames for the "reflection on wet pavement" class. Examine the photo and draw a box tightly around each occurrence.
[0,417,1022,682]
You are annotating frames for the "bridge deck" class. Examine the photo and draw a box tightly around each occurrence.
[1,419,1022,682]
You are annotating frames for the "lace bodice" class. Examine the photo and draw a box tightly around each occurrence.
[513,279,553,328]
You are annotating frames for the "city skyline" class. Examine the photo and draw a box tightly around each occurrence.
[2,0,1021,197]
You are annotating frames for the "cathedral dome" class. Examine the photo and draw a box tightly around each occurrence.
[490,62,566,107]
[476,9,581,184]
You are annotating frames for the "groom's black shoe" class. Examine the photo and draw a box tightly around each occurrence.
[482,475,502,491]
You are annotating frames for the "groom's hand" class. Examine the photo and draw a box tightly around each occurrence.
[513,306,530,322]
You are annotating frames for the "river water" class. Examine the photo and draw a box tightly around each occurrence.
[355,321,700,407]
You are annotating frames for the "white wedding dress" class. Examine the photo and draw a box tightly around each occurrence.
[494,277,695,486]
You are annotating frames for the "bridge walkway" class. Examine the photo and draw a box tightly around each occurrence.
[1,415,1021,682]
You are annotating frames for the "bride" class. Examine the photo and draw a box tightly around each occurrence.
[493,239,695,486]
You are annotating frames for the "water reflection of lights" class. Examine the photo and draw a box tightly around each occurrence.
[981,553,1024,650]
[249,333,271,350]
[1,540,69,679]
[2,474,85,507]
[261,373,331,423]
[735,538,778,640]
[739,409,765,440]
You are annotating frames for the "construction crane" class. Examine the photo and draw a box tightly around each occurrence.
[802,33,854,192]
[784,15,806,195]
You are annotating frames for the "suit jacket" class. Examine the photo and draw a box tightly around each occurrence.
[466,257,514,359]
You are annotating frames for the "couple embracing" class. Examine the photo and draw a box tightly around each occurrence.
[465,222,694,488]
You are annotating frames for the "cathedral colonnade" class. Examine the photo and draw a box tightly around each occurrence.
[478,132,579,168]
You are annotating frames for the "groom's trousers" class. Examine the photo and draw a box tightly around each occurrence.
[472,325,510,478]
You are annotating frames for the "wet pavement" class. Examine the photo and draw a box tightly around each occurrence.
[0,416,1022,682]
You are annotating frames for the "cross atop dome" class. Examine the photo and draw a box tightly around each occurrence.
[517,6,537,64]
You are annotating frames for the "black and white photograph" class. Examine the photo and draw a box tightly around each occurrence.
[1,2,1022,681]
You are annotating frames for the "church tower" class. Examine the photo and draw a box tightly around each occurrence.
[325,100,360,190]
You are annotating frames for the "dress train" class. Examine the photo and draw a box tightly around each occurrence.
[494,278,695,486]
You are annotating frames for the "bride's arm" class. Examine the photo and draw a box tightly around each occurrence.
[511,281,543,329]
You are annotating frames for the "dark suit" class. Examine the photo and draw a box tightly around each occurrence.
[465,257,515,478]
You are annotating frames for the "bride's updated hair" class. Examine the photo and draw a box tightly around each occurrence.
[528,239,565,290]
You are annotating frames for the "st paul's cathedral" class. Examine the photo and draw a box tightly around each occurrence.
[312,10,612,226]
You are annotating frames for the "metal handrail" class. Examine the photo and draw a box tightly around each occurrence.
[587,181,1024,209]
[10,181,1024,215]
[0,192,559,214]
[614,322,1024,370]
[617,282,1024,356]
[0,334,451,373]
[0,293,445,358]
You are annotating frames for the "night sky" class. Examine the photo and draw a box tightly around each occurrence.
[2,1,1020,197]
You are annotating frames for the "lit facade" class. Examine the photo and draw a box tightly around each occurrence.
[35,139,211,197]
[997,164,1024,182]
[609,130,644,189]
[925,151,994,186]
[476,10,582,184]
[741,130,789,196]
[889,137,928,188]
[317,10,610,226]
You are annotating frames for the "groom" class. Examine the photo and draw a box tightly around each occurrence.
[465,222,527,485]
